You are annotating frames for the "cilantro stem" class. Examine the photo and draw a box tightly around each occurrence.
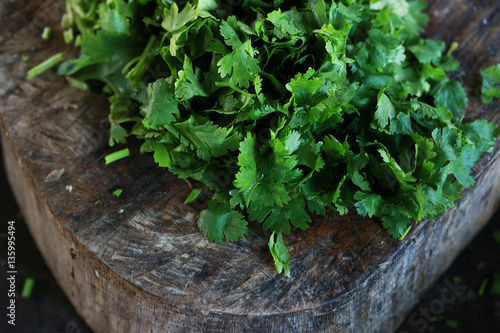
[478,278,488,296]
[245,183,258,209]
[66,77,89,91]
[21,277,35,298]
[447,41,459,56]
[105,148,130,164]
[41,27,51,40]
[399,225,412,240]
[184,188,202,204]
[27,53,64,79]
[125,35,157,86]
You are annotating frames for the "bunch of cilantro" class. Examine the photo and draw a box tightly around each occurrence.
[42,0,499,277]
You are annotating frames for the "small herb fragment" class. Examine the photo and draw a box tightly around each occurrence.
[490,274,500,297]
[27,53,64,79]
[445,319,458,329]
[184,188,202,204]
[492,230,500,245]
[269,232,291,278]
[113,189,123,197]
[41,27,51,40]
[478,278,488,296]
[21,277,35,299]
[105,148,130,165]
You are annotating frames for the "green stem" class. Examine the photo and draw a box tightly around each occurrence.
[125,35,158,85]
[105,148,130,164]
[27,53,64,79]
[245,182,258,209]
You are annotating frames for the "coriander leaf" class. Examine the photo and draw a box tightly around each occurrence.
[408,39,445,65]
[175,116,242,161]
[249,196,310,234]
[175,55,208,100]
[234,133,258,192]
[481,63,500,104]
[142,78,179,130]
[389,112,413,134]
[461,119,500,153]
[286,75,328,106]
[267,8,306,39]
[161,2,201,32]
[381,206,411,238]
[109,123,128,146]
[373,91,396,129]
[198,199,247,243]
[269,232,290,278]
[431,79,468,119]
[143,140,172,168]
[371,0,409,18]
[98,4,130,35]
[217,41,260,88]
[448,144,479,188]
[354,192,385,218]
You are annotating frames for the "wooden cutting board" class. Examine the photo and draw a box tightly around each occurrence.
[1,1,499,332]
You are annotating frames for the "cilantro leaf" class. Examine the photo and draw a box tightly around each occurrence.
[373,91,396,129]
[269,232,290,278]
[481,63,500,104]
[267,8,306,39]
[175,116,242,161]
[142,78,180,130]
[431,79,468,119]
[198,199,247,243]
[234,133,258,192]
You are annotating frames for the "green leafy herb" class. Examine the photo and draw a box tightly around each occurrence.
[184,188,202,204]
[491,274,500,297]
[445,319,458,329]
[105,148,130,164]
[21,277,35,299]
[113,189,123,197]
[478,278,488,296]
[41,27,51,40]
[481,63,500,104]
[27,53,64,79]
[32,0,499,276]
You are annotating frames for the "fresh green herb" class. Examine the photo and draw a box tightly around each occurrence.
[269,232,291,278]
[27,53,64,79]
[493,230,500,245]
[445,319,458,329]
[105,148,130,164]
[490,274,500,297]
[478,278,488,296]
[66,76,89,91]
[33,0,499,276]
[399,226,412,240]
[21,277,35,298]
[481,63,500,104]
[41,27,52,40]
[113,189,123,197]
[184,188,202,204]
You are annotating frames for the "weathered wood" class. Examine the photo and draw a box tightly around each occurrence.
[0,1,499,332]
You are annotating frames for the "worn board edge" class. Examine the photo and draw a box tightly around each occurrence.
[2,108,500,333]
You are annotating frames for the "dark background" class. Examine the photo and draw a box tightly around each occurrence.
[0,140,499,333]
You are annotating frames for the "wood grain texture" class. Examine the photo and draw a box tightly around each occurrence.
[1,1,499,332]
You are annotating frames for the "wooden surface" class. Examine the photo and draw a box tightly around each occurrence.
[1,1,500,332]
